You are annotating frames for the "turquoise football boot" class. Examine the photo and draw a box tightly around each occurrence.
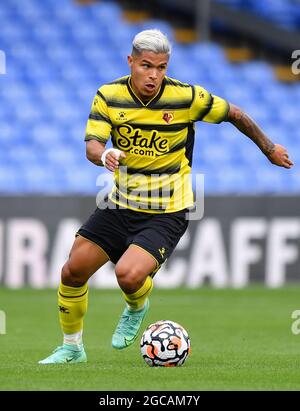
[112,299,149,349]
[38,344,87,364]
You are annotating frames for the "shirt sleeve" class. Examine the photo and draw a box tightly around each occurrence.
[84,89,112,144]
[190,85,229,124]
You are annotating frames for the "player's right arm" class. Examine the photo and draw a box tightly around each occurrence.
[85,89,125,171]
[86,140,125,172]
[86,140,105,166]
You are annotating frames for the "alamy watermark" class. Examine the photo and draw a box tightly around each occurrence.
[0,50,6,74]
[291,50,300,75]
[291,310,300,335]
[95,168,205,221]
[0,310,6,334]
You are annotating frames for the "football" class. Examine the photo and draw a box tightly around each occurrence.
[140,320,191,367]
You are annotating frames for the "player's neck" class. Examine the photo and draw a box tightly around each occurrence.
[129,78,157,104]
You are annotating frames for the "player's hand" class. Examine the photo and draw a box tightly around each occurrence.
[103,149,126,172]
[267,144,294,169]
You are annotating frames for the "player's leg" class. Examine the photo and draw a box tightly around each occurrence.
[115,244,157,305]
[111,209,189,350]
[58,235,109,346]
[39,235,109,364]
[111,244,157,349]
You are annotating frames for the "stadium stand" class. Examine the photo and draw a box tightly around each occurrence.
[0,0,299,194]
[215,0,300,30]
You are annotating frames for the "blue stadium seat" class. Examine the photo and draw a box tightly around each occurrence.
[63,166,103,194]
[214,0,300,30]
[0,165,25,193]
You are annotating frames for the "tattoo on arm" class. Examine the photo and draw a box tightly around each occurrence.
[228,105,275,156]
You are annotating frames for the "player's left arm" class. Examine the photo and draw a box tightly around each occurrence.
[226,103,294,169]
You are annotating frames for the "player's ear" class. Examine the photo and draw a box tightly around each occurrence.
[127,55,133,67]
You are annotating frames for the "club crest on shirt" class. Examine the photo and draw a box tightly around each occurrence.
[162,111,174,124]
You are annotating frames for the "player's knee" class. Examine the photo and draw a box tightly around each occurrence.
[115,263,143,293]
[61,261,85,287]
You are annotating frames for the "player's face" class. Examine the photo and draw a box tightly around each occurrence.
[128,51,168,101]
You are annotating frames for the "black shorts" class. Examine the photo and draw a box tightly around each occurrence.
[77,205,189,268]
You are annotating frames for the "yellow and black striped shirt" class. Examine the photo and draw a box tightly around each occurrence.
[85,75,229,213]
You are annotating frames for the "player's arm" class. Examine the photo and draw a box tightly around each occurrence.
[86,140,105,166]
[86,140,125,172]
[227,103,294,169]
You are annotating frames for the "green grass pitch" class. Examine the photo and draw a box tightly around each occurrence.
[0,286,300,391]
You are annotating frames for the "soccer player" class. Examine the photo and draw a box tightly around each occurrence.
[39,29,293,364]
